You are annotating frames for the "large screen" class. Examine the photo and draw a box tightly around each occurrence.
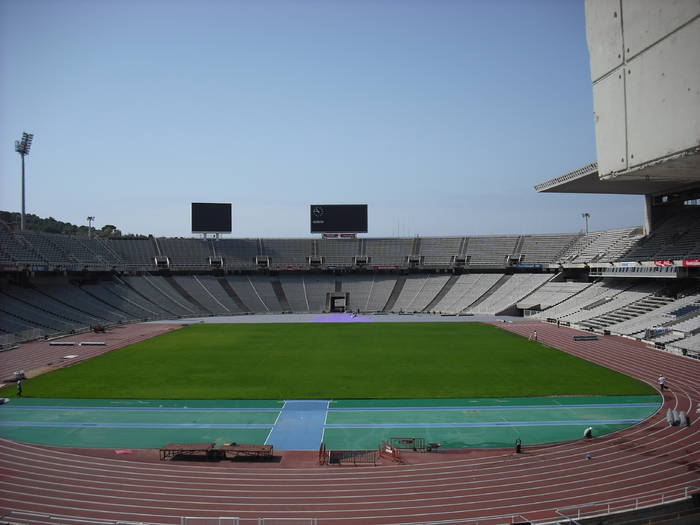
[191,203,232,233]
[310,204,368,233]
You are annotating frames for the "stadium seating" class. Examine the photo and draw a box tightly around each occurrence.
[420,237,463,266]
[317,239,360,267]
[262,238,313,267]
[466,273,553,315]
[621,208,700,261]
[430,273,502,313]
[517,281,592,311]
[339,274,374,312]
[108,238,159,269]
[518,233,579,264]
[2,225,700,347]
[278,275,313,312]
[464,235,519,266]
[558,227,643,263]
[365,238,413,266]
[391,274,450,313]
[158,238,211,269]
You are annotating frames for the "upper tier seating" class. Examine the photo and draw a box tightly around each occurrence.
[262,239,313,267]
[621,208,700,261]
[464,235,519,266]
[420,237,463,266]
[2,222,699,271]
[518,234,579,264]
[108,238,159,269]
[215,239,259,269]
[558,228,643,263]
[365,238,413,266]
[158,238,211,269]
[317,239,360,266]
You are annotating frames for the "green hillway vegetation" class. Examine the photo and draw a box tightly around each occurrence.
[3,323,657,400]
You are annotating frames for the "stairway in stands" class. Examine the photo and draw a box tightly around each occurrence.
[580,295,675,330]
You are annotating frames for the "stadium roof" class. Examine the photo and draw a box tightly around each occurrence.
[535,156,700,195]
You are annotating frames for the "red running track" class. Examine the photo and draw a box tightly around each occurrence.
[0,321,699,524]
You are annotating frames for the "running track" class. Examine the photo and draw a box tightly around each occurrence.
[1,321,699,524]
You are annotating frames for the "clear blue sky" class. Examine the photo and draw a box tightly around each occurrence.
[0,0,643,238]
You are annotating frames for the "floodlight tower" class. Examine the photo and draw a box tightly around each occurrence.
[87,216,95,239]
[14,132,34,231]
[581,212,590,234]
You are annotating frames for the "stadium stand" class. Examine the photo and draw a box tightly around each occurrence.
[516,281,592,311]
[430,273,502,313]
[420,236,463,266]
[0,225,42,264]
[278,274,312,312]
[365,238,413,266]
[80,279,164,320]
[390,274,450,313]
[248,275,284,312]
[365,274,398,311]
[464,235,519,266]
[339,274,374,312]
[317,238,360,267]
[14,231,72,266]
[299,274,336,311]
[554,281,663,325]
[1,226,699,347]
[170,275,229,314]
[159,238,211,269]
[215,239,259,269]
[466,273,553,315]
[192,274,245,314]
[620,208,700,262]
[517,233,579,264]
[108,238,159,269]
[558,227,643,264]
[262,238,313,267]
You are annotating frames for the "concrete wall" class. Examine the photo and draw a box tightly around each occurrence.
[586,0,700,180]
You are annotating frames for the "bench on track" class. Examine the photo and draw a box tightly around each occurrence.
[159,442,273,461]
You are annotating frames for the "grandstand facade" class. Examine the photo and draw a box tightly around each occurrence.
[1,221,699,356]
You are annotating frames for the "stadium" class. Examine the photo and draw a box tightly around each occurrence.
[1,1,700,524]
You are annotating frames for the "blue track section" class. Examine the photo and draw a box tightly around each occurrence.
[265,400,329,450]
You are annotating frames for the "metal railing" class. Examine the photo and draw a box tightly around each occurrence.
[180,518,239,525]
[556,485,699,522]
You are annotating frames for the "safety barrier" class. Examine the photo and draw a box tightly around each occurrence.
[556,485,700,522]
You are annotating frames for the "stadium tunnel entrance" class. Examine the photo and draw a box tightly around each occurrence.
[327,292,349,313]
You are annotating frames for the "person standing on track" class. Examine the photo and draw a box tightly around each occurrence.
[658,374,666,391]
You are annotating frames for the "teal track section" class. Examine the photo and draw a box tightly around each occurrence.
[0,399,281,449]
[0,396,660,450]
[323,395,661,449]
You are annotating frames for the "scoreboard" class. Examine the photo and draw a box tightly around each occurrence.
[191,203,232,233]
[310,204,367,233]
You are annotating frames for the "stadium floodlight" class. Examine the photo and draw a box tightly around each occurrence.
[87,216,95,239]
[15,132,34,231]
[581,212,590,234]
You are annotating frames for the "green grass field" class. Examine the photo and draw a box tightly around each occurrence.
[4,322,656,399]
